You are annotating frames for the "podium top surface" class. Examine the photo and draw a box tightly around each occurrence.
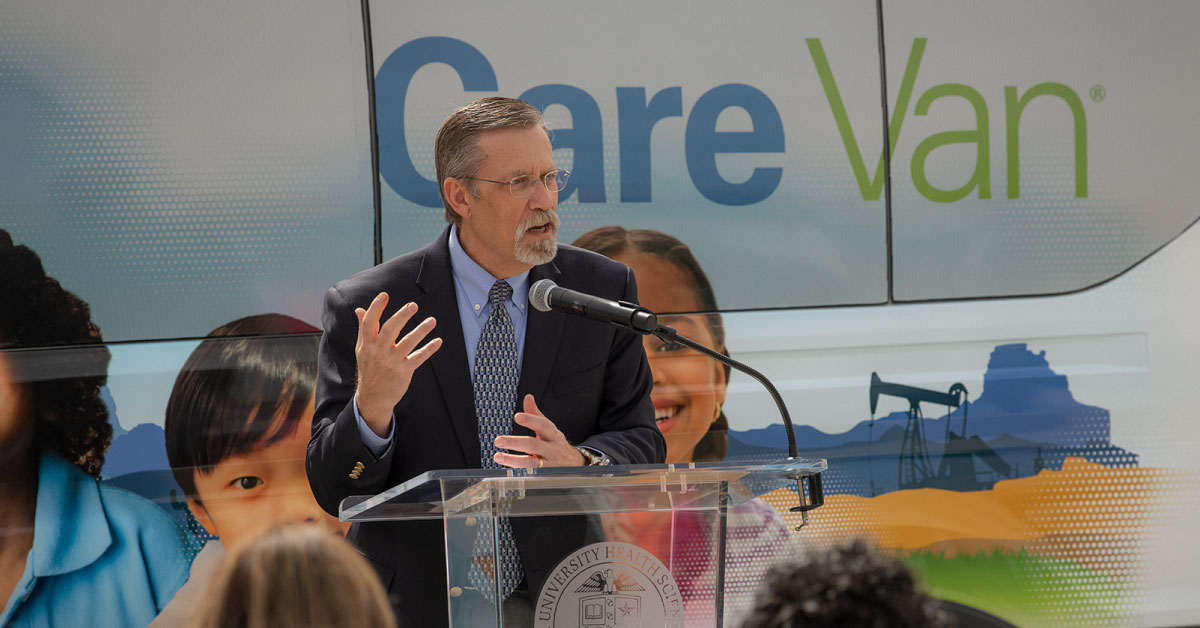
[339,458,825,522]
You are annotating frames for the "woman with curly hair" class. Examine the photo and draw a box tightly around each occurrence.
[0,228,190,627]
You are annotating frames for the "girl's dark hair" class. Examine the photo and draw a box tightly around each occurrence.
[164,314,320,501]
[0,229,112,476]
[572,226,728,461]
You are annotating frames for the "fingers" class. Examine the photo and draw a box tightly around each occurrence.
[355,292,389,350]
[494,434,545,458]
[359,299,439,358]
[513,411,555,438]
[379,301,418,344]
[493,451,542,469]
[359,292,389,337]
[499,395,583,468]
[406,335,443,366]
[395,316,437,354]
[352,295,441,426]
[354,308,368,352]
[522,394,542,416]
[514,394,552,432]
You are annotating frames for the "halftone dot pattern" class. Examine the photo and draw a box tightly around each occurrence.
[1017,459,1162,626]
[1,1,374,344]
[894,140,1192,301]
[883,0,1200,305]
[670,514,721,626]
[762,458,1181,627]
[719,499,802,625]
[379,101,449,258]
[598,499,799,626]
[664,501,802,626]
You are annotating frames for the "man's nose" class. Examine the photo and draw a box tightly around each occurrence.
[528,175,557,209]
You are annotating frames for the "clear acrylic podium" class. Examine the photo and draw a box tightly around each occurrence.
[341,459,825,628]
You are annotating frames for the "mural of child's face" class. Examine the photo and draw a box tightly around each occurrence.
[187,398,348,551]
[614,252,727,464]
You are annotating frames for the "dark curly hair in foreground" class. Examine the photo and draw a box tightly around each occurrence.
[740,539,950,628]
[0,228,112,476]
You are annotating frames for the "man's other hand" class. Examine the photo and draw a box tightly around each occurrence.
[354,292,442,437]
[493,395,588,468]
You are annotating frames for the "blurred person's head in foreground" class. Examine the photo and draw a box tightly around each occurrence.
[194,524,396,628]
[740,538,951,628]
[573,226,728,463]
[164,313,349,551]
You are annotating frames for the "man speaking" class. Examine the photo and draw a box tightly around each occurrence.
[306,97,666,626]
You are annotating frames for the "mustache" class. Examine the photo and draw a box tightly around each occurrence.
[520,211,559,232]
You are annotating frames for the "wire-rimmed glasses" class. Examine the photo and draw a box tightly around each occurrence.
[462,169,570,198]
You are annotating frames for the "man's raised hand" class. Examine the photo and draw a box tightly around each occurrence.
[354,292,442,437]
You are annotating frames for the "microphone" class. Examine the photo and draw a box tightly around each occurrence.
[528,279,659,333]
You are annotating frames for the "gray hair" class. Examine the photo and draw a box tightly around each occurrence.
[435,97,548,225]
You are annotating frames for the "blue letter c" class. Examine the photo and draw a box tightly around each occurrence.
[375,37,498,207]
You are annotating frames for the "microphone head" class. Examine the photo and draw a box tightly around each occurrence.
[529,279,557,312]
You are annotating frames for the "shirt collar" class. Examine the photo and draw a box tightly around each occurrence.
[31,450,112,577]
[448,225,530,318]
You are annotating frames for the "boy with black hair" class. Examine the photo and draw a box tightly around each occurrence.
[151,314,349,626]
[164,313,348,550]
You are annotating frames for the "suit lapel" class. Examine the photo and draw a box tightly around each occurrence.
[417,228,481,468]
[518,260,564,410]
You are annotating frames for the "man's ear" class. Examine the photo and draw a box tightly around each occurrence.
[443,177,473,222]
[186,497,218,538]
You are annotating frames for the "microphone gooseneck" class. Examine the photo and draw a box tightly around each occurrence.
[650,324,819,516]
[528,279,798,458]
[529,278,820,517]
[650,325,798,460]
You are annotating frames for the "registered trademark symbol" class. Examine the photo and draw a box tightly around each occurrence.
[1090,85,1106,102]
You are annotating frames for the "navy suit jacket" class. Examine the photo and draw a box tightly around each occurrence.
[306,226,665,627]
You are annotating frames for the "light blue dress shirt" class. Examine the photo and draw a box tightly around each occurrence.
[0,450,192,627]
[356,226,529,456]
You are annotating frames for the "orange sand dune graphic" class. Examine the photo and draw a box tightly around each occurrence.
[764,458,1171,575]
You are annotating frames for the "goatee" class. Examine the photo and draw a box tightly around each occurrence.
[514,211,559,266]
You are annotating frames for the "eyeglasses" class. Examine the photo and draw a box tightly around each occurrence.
[462,169,570,198]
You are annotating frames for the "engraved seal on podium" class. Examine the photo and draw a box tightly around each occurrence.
[534,542,683,628]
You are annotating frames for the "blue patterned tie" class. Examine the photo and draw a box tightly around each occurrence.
[472,280,523,599]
